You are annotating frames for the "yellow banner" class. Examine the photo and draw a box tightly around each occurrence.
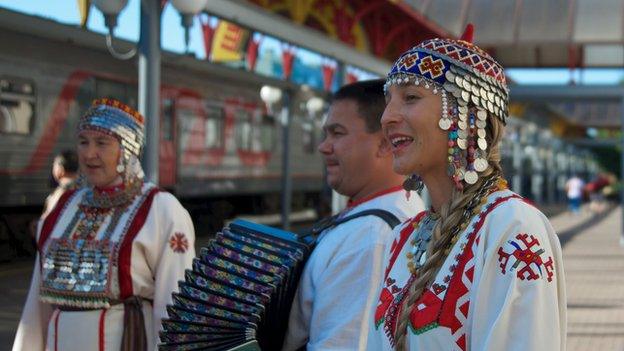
[211,21,250,62]
[77,0,91,28]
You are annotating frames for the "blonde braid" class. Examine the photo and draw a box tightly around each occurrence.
[392,115,504,350]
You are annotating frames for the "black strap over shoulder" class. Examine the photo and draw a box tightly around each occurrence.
[309,209,401,237]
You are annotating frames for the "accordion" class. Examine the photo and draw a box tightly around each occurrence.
[159,219,315,351]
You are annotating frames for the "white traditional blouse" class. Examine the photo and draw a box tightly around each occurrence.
[367,189,566,351]
[13,183,195,351]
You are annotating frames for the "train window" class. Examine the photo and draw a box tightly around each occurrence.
[235,108,275,152]
[205,104,224,149]
[301,119,315,154]
[162,98,174,141]
[0,77,36,135]
[235,109,254,150]
[259,114,275,151]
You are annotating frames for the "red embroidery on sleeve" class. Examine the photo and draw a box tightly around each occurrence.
[169,232,189,253]
[497,233,554,282]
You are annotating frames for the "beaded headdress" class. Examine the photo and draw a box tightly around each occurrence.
[385,24,509,190]
[77,98,146,185]
[78,98,145,157]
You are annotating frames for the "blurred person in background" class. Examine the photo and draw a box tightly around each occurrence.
[283,80,424,350]
[41,150,79,218]
[13,99,195,351]
[565,174,585,215]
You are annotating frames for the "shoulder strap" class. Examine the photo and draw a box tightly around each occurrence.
[310,209,400,237]
[334,209,401,229]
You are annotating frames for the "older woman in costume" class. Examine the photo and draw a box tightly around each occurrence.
[367,26,566,350]
[13,99,195,351]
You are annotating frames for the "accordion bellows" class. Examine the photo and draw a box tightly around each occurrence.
[159,220,315,351]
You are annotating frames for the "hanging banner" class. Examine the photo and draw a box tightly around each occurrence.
[201,17,216,59]
[321,62,336,91]
[282,46,296,80]
[211,20,250,62]
[246,34,262,71]
[77,0,91,28]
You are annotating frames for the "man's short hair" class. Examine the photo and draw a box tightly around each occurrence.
[55,149,79,174]
[331,79,386,133]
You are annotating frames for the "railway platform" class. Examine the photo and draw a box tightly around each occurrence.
[0,205,623,350]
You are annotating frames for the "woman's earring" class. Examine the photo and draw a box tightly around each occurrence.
[116,156,125,173]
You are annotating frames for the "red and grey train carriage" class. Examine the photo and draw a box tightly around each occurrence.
[0,9,326,255]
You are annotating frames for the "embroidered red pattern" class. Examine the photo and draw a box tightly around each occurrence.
[376,193,524,350]
[418,56,445,78]
[169,232,189,253]
[497,233,554,282]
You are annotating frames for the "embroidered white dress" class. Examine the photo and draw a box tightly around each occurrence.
[13,183,195,351]
[367,189,566,351]
[283,188,424,351]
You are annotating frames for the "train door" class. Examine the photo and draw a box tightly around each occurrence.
[160,97,177,188]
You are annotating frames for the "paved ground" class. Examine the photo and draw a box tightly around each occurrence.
[552,205,624,351]
[0,205,622,350]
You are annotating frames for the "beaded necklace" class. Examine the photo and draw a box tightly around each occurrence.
[40,181,146,308]
[406,176,507,274]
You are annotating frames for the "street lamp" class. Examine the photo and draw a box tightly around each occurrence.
[171,0,209,53]
[93,0,136,60]
[305,96,324,117]
[260,85,283,115]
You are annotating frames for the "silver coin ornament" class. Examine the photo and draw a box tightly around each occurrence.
[478,138,487,150]
[477,129,486,138]
[457,168,465,180]
[464,170,478,184]
[457,138,467,150]
[476,120,487,129]
[474,158,488,172]
[461,90,470,101]
[438,118,452,130]
[458,120,467,130]
[477,110,487,120]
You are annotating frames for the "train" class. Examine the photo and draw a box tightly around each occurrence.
[0,8,602,260]
[0,9,330,257]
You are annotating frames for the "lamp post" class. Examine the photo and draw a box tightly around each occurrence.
[261,86,293,230]
[93,0,136,60]
[170,0,209,53]
[138,0,161,184]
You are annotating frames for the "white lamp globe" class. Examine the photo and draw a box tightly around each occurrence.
[93,0,128,15]
[306,97,324,114]
[260,86,283,105]
[171,0,209,15]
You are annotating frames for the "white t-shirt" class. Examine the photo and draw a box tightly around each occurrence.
[566,177,584,198]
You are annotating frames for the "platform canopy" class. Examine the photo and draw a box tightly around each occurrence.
[402,0,624,68]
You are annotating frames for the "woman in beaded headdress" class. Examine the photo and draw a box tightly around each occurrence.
[14,99,196,351]
[366,26,566,350]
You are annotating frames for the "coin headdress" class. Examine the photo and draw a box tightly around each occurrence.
[77,98,146,187]
[385,24,509,190]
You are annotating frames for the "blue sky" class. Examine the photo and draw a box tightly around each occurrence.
[1,0,623,85]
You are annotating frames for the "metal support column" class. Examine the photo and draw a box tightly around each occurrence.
[139,0,161,184]
[280,94,292,230]
[620,95,624,244]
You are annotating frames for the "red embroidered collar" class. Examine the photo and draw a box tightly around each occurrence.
[94,183,125,194]
[347,185,403,209]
